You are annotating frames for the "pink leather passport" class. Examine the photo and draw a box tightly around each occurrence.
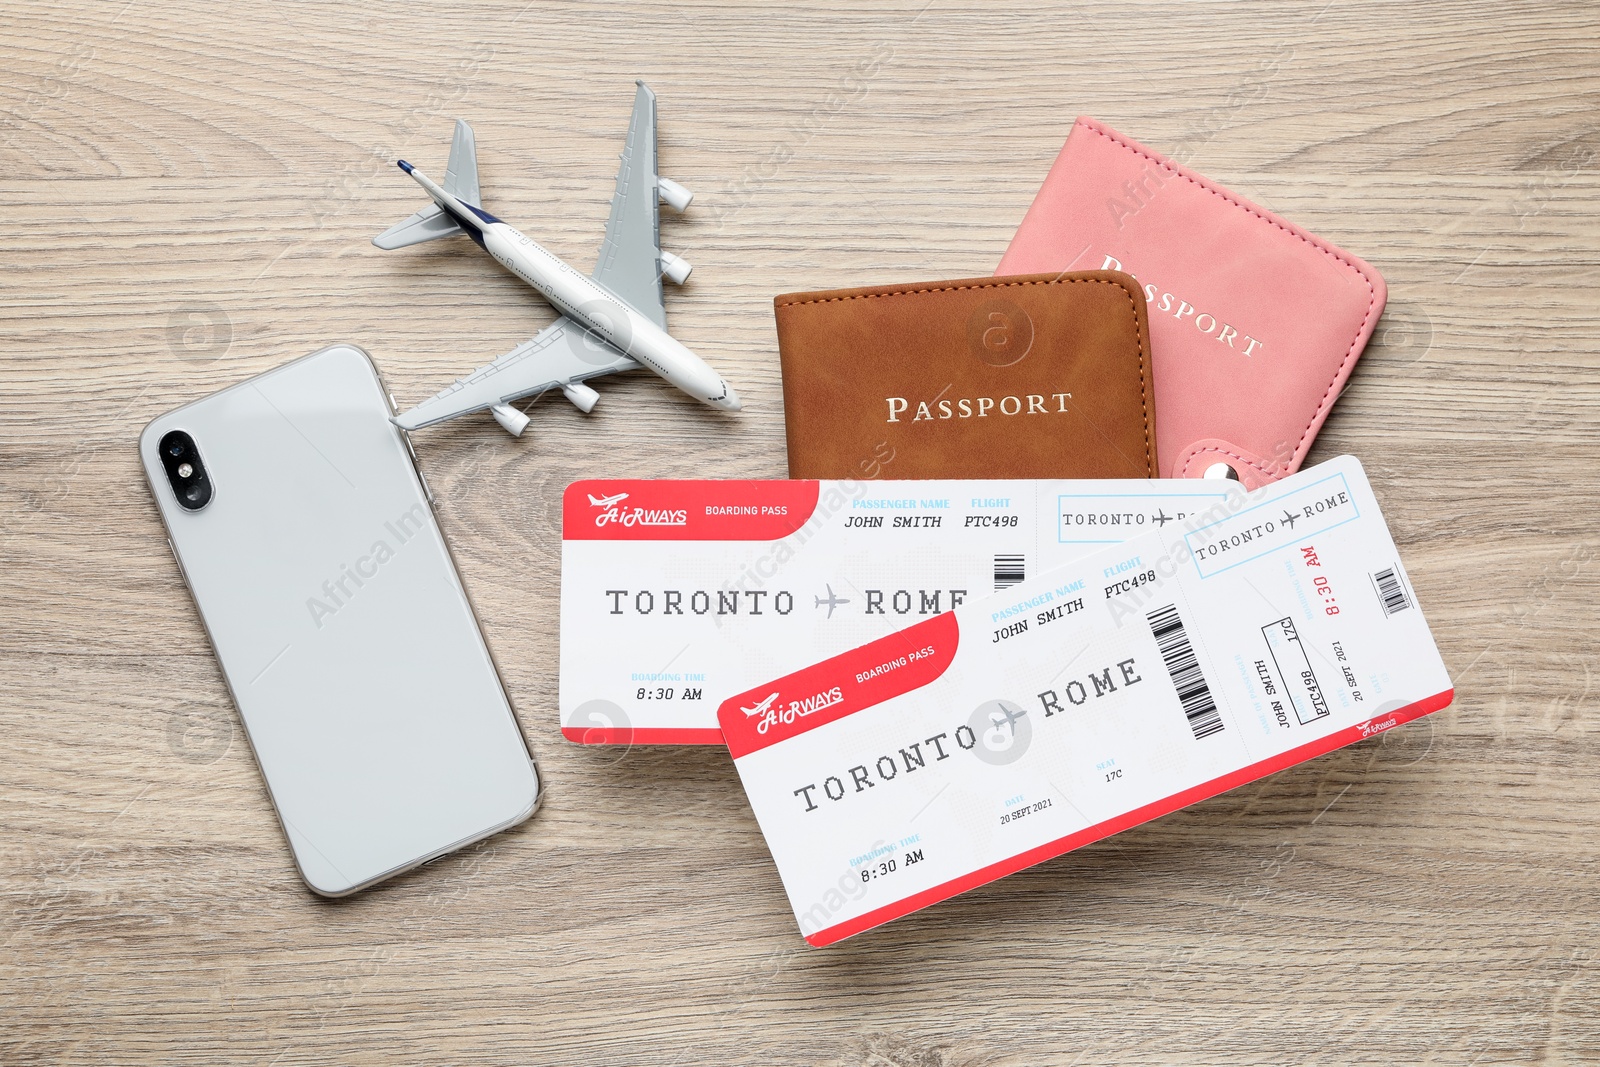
[997,117,1386,487]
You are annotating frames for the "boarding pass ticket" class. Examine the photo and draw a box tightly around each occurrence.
[716,457,1454,945]
[561,477,1243,743]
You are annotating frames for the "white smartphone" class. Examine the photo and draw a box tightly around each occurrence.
[141,343,540,896]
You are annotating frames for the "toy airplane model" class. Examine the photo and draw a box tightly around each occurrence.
[374,82,739,436]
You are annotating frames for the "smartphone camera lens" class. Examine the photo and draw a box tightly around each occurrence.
[158,430,212,511]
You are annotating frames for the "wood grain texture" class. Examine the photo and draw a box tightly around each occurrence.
[3,1,1598,1063]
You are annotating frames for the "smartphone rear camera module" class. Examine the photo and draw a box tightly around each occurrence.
[158,430,213,511]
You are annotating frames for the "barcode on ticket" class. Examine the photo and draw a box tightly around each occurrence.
[1147,604,1224,740]
[1371,565,1413,616]
[993,554,1025,590]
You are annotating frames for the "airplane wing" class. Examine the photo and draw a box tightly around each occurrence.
[394,316,637,431]
[372,119,480,249]
[590,82,668,329]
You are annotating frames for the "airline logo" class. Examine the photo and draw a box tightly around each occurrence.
[590,490,688,529]
[1357,713,1399,738]
[740,693,779,718]
[749,687,845,736]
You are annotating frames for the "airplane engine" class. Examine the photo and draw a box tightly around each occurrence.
[561,381,601,413]
[659,251,693,285]
[657,177,693,212]
[490,403,531,436]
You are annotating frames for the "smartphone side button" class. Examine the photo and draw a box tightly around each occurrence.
[398,432,432,504]
[166,538,191,585]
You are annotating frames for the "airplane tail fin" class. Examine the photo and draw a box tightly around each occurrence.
[371,120,483,250]
[441,119,480,203]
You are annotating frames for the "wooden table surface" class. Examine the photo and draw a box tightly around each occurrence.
[4,1,1598,1063]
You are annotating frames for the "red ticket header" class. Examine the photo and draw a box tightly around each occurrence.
[563,479,822,541]
[718,613,961,758]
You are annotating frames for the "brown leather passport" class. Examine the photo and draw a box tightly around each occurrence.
[773,271,1156,480]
